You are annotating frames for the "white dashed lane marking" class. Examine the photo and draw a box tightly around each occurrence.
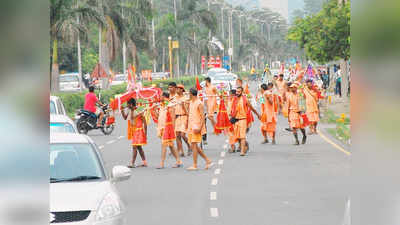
[220,152,226,157]
[118,136,124,139]
[98,145,104,150]
[218,159,224,165]
[210,208,219,218]
[211,178,218,186]
[210,192,217,200]
[106,140,116,145]
[214,168,221,175]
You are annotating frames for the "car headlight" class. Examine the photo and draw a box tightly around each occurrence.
[96,192,122,221]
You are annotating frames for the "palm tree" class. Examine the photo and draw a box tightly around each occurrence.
[50,0,103,92]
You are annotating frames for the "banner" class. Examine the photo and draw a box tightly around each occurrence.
[201,56,206,69]
[215,56,221,68]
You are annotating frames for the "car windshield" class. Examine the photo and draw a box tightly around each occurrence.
[50,123,75,133]
[50,143,104,183]
[207,70,226,77]
[114,76,126,81]
[214,75,235,81]
[50,101,56,114]
[60,75,79,82]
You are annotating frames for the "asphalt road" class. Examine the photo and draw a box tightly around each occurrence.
[89,83,350,225]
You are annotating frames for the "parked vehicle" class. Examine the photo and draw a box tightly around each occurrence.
[50,114,78,133]
[50,95,67,116]
[50,133,130,224]
[111,74,127,86]
[201,72,237,91]
[151,72,169,80]
[206,68,228,78]
[59,73,81,92]
[76,104,115,135]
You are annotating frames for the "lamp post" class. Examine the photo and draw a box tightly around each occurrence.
[168,36,173,78]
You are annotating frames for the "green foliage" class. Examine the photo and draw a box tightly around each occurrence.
[287,0,350,64]
[82,48,98,74]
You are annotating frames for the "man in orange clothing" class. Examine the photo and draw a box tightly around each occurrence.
[302,79,319,134]
[288,83,307,145]
[261,83,278,144]
[157,92,183,169]
[204,77,217,129]
[275,74,286,114]
[187,88,214,170]
[227,89,237,153]
[231,86,261,156]
[174,84,191,156]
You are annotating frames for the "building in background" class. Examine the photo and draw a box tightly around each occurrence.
[260,0,289,22]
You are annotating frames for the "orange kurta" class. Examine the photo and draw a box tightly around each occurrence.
[304,87,319,122]
[276,79,286,97]
[188,99,206,144]
[288,92,302,129]
[174,94,188,133]
[205,84,217,115]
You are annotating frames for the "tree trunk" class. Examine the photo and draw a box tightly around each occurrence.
[51,39,59,93]
[77,35,83,91]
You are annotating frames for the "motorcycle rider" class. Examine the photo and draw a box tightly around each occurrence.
[84,86,105,128]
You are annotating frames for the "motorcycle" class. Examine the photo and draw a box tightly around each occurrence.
[76,104,115,135]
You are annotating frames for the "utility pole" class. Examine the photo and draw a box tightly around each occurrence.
[151,0,156,72]
[122,4,127,78]
[76,0,83,91]
[173,0,180,77]
[221,7,224,40]
[168,36,173,78]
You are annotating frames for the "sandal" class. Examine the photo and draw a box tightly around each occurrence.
[156,166,165,169]
[172,164,183,168]
[205,162,214,170]
[186,166,198,171]
[137,164,148,168]
[127,164,136,168]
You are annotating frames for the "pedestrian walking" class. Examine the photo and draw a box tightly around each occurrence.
[288,83,307,145]
[173,84,191,157]
[302,80,320,134]
[230,86,261,156]
[260,83,278,144]
[157,92,183,169]
[121,98,148,168]
[204,77,217,130]
[186,88,214,170]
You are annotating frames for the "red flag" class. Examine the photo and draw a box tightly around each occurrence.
[195,76,201,91]
[215,98,232,134]
[162,110,176,141]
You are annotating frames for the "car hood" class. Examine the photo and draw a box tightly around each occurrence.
[50,181,114,212]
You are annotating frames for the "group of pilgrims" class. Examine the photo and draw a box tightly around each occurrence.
[120,70,323,170]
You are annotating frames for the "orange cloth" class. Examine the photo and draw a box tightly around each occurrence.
[288,92,302,129]
[275,79,286,97]
[174,94,188,133]
[226,98,236,144]
[131,116,147,146]
[158,106,176,146]
[188,98,206,143]
[304,87,319,122]
[261,90,277,138]
[233,96,247,139]
[205,84,217,115]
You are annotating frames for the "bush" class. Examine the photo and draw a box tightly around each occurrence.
[54,75,204,118]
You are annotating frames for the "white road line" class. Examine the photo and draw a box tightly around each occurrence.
[98,145,104,149]
[214,168,221,175]
[210,192,217,200]
[220,152,226,157]
[218,159,224,165]
[211,178,218,186]
[106,140,116,145]
[223,144,228,149]
[118,136,124,139]
[210,208,219,218]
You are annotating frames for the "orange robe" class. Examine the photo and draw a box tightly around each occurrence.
[276,79,286,98]
[232,96,247,140]
[174,94,188,133]
[226,97,236,145]
[288,92,302,129]
[304,87,319,122]
[188,98,206,144]
[261,90,278,138]
[205,84,217,115]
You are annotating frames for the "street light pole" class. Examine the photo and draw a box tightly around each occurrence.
[151,0,156,72]
[168,36,173,78]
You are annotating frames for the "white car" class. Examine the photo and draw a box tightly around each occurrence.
[60,73,82,92]
[50,133,130,225]
[50,95,67,116]
[151,72,169,80]
[201,73,237,90]
[206,68,228,78]
[50,114,78,133]
[111,74,127,86]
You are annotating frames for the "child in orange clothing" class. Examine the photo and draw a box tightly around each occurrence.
[121,98,148,168]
